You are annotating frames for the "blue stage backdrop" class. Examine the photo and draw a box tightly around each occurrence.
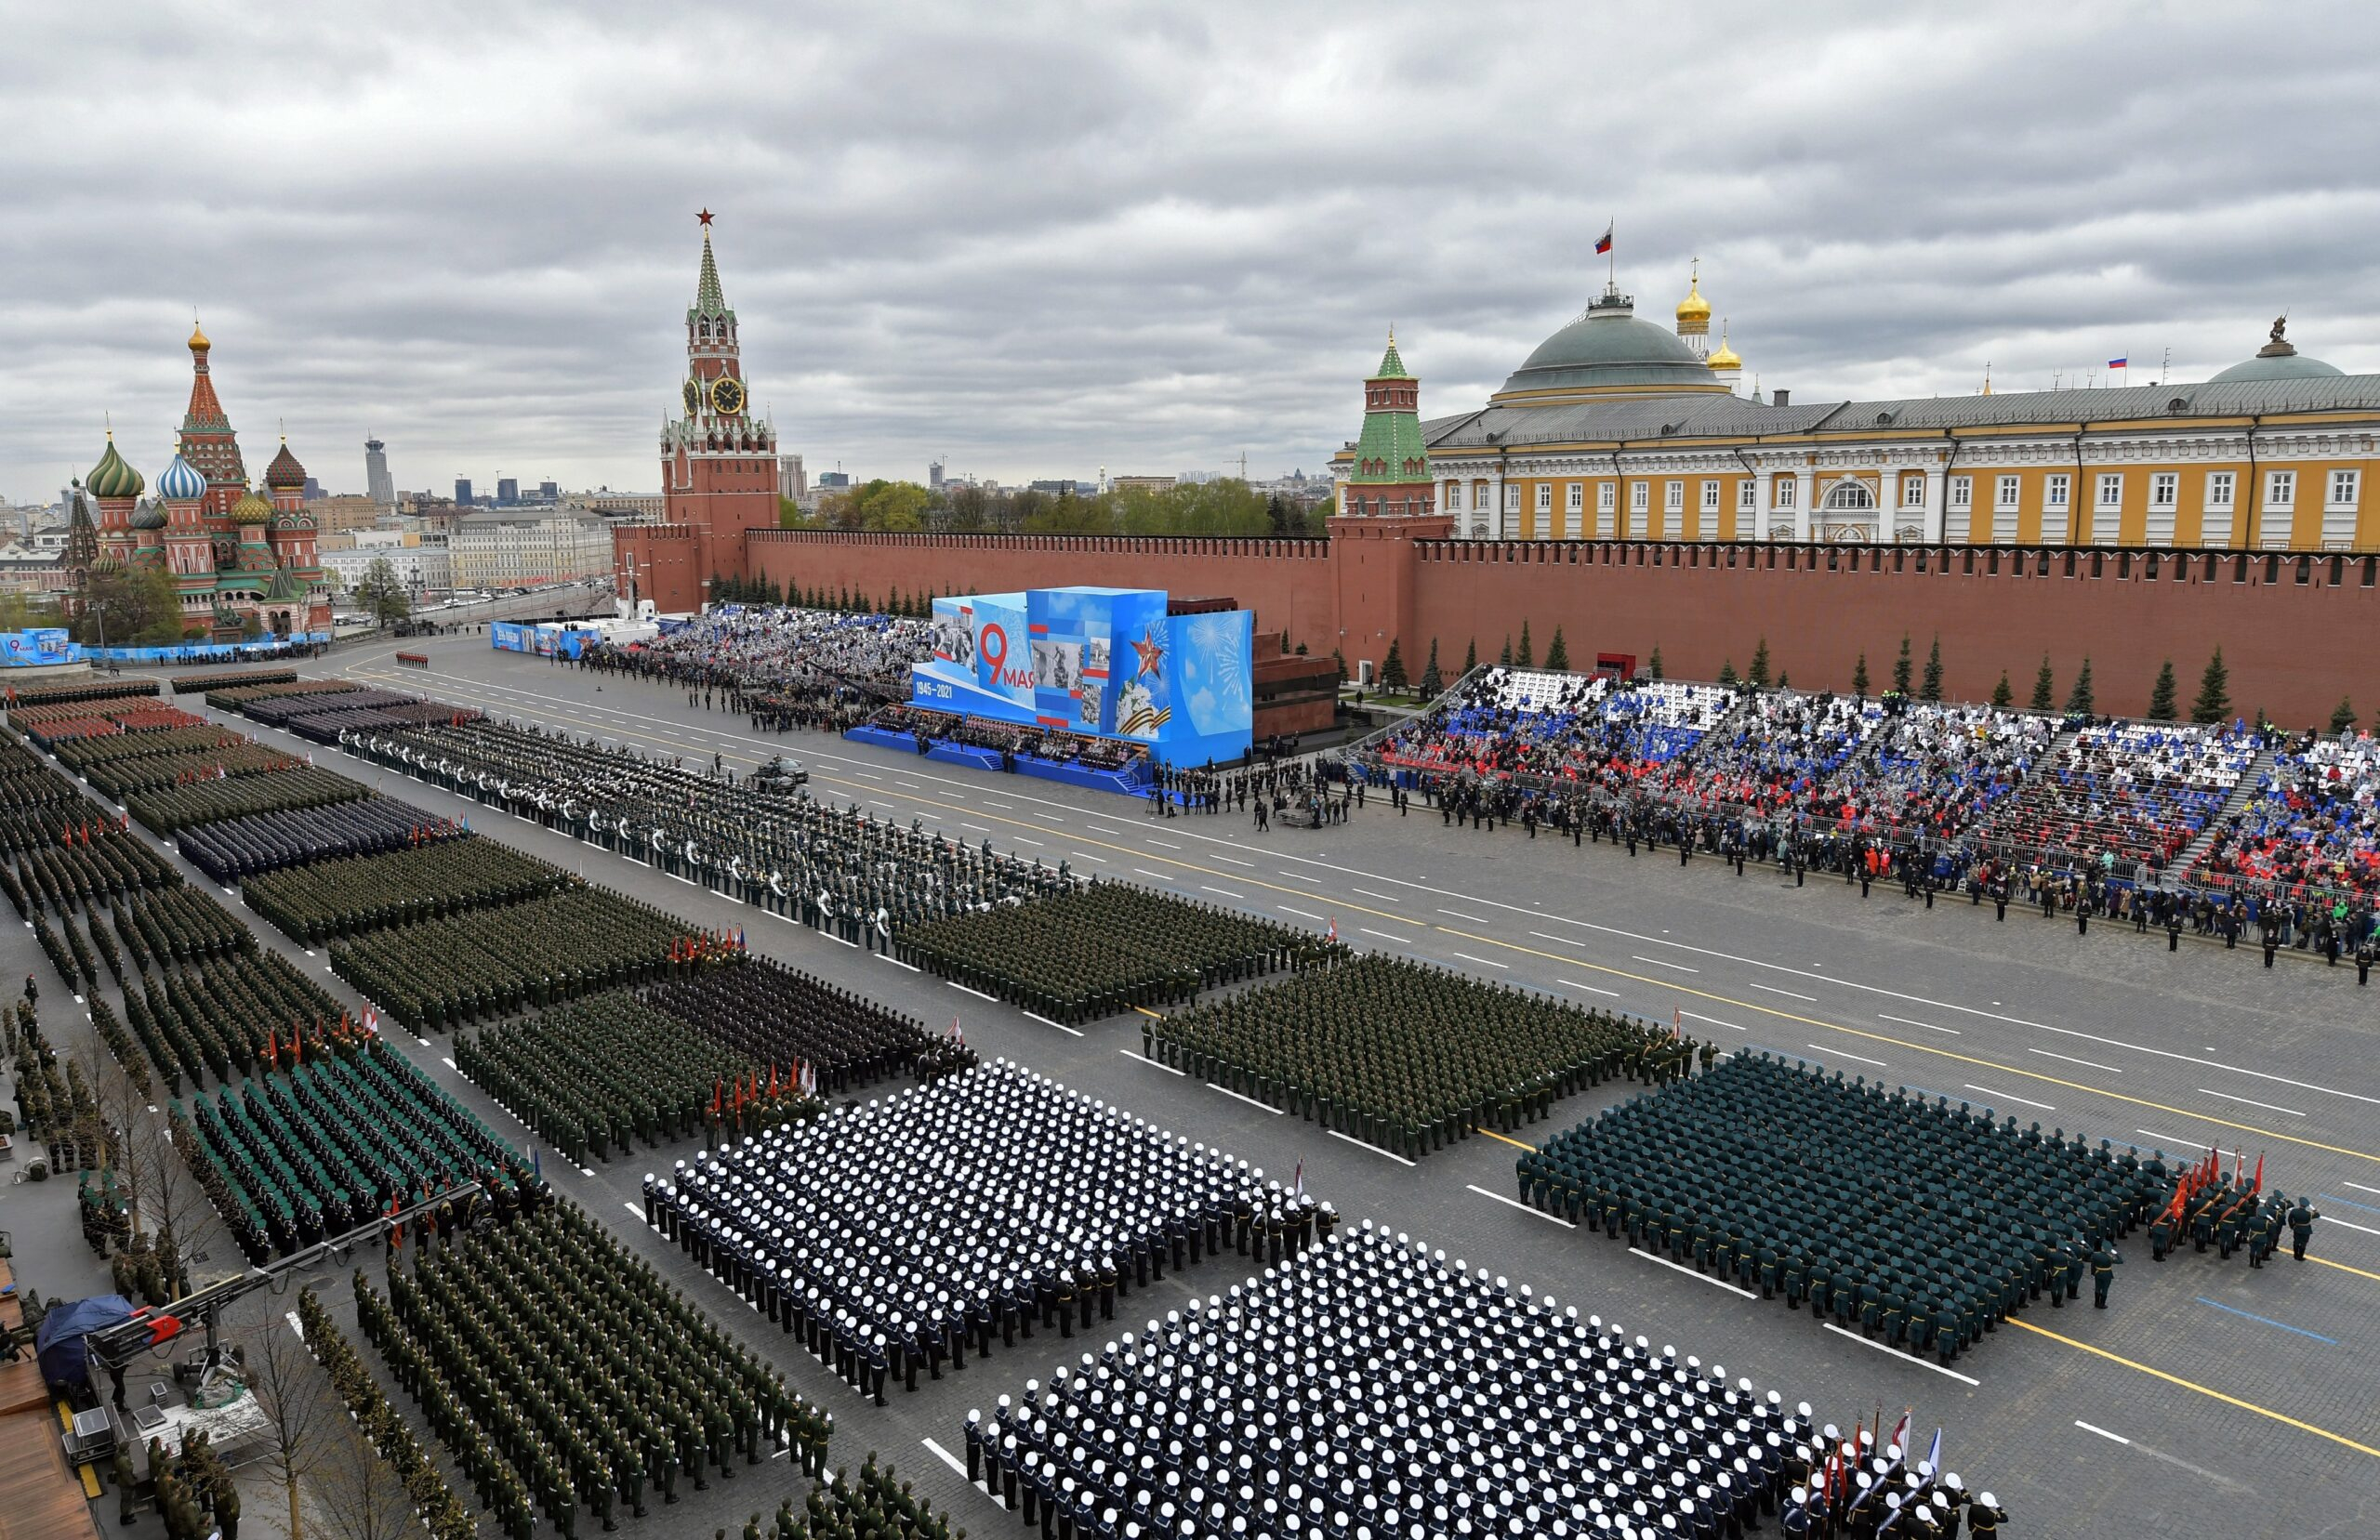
[915,586,1250,767]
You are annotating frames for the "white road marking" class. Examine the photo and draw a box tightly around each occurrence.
[1202,886,1246,900]
[1468,1184,1574,1228]
[1964,1083,2055,1112]
[625,1202,645,1218]
[1206,1082,1286,1116]
[1278,905,1325,922]
[2136,1128,2210,1150]
[1025,1012,1083,1037]
[1439,908,1488,923]
[1278,870,1322,884]
[921,1438,973,1485]
[2320,1215,2380,1237]
[2029,1047,2122,1073]
[1010,836,1045,847]
[1119,1049,1186,1077]
[2197,1087,2303,1117]
[1352,888,1400,902]
[1070,851,1108,862]
[1208,854,1252,867]
[1329,1128,1416,1165]
[441,1057,457,1070]
[1359,927,1415,945]
[982,800,1012,809]
[961,823,992,833]
[1878,1012,1961,1035]
[1146,838,1182,849]
[1682,1010,1745,1033]
[1821,1323,1980,1385]
[1450,952,1507,968]
[1134,868,1176,881]
[950,983,998,1002]
[853,771,881,782]
[2346,1182,2380,1196]
[1748,981,1819,1001]
[876,954,921,972]
[1816,1046,1887,1068]
[2074,1420,2131,1446]
[1558,979,1621,998]
[1629,1246,1754,1297]
[1632,954,1699,972]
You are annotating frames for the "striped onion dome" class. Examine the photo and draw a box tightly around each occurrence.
[156,451,207,502]
[86,433,144,499]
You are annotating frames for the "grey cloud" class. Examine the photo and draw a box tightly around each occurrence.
[3,0,2375,501]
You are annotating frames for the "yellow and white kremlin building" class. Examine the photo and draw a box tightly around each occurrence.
[1340,268,2379,552]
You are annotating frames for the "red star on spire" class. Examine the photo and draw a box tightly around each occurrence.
[697,208,714,228]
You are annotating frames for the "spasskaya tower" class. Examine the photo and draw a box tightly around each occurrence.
[619,211,780,612]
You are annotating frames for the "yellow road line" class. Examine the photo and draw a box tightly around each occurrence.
[350,665,2380,1172]
[1430,925,2380,1168]
[2306,1254,2380,1284]
[2004,1318,2380,1459]
[1473,1126,1539,1152]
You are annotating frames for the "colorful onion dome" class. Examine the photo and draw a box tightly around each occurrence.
[130,498,169,532]
[231,485,275,526]
[86,433,145,499]
[264,436,307,489]
[156,450,207,502]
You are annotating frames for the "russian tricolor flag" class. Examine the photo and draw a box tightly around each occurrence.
[1593,223,1614,256]
[2108,357,2128,370]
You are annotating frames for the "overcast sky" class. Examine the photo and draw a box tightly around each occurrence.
[5,1,2375,504]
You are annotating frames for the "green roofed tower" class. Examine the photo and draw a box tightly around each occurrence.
[1341,330,1437,520]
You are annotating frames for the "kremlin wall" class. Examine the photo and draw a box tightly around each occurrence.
[628,225,2380,727]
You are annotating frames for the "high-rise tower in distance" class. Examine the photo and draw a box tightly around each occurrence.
[365,435,394,506]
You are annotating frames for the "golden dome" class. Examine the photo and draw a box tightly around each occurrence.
[189,319,211,353]
[1707,321,1740,371]
[1675,265,1711,324]
[231,485,274,526]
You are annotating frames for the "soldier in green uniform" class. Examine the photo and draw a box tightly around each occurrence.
[2089,1237,2122,1308]
[2288,1195,2320,1259]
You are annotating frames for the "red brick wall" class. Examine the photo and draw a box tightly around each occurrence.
[746,530,1339,652]
[1410,542,2378,728]
[735,529,2378,728]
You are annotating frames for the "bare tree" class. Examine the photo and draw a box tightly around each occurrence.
[75,1034,223,1299]
[309,1399,423,1540]
[238,1296,339,1540]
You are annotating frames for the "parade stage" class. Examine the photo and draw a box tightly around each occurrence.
[909,586,1251,769]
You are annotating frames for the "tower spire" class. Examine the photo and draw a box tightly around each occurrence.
[693,211,729,321]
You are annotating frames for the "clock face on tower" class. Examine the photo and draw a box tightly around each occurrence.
[708,375,746,417]
[683,379,700,417]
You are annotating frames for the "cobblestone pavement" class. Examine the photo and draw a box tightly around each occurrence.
[17,635,2371,1540]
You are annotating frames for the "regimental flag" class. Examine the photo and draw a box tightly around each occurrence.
[950,1016,965,1046]
[1325,915,1338,944]
[1922,1426,1942,1474]
[1292,1160,1304,1199]
[2108,357,2128,370]
[1886,1407,1911,1461]
[1593,222,1614,256]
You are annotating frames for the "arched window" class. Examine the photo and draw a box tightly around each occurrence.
[1822,479,1876,510]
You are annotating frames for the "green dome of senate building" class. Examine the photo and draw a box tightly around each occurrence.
[2209,316,2346,384]
[1498,284,1726,400]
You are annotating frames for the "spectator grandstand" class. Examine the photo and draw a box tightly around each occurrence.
[2193,729,2380,897]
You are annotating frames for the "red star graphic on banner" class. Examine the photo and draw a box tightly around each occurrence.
[1130,626,1166,682]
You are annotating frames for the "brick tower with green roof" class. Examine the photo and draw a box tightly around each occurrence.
[1341,330,1436,519]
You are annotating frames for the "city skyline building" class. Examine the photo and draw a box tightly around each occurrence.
[364,434,394,506]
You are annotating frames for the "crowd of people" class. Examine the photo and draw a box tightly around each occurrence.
[968,1220,2003,1540]
[359,1201,831,1539]
[352,717,1077,947]
[576,607,934,728]
[643,1060,1329,1404]
[1146,955,1679,1158]
[862,702,1151,779]
[2191,727,2380,898]
[897,883,1327,1022]
[1521,1054,2165,1361]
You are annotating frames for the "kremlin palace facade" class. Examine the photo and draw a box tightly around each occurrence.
[1339,270,2380,555]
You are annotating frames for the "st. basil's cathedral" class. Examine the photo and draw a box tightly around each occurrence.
[65,322,330,641]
